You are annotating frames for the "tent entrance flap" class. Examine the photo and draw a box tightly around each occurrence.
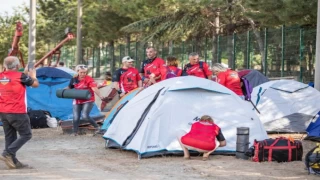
[122,87,164,148]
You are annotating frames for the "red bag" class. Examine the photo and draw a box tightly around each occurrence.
[252,137,303,162]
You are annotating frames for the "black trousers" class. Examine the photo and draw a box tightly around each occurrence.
[0,113,32,161]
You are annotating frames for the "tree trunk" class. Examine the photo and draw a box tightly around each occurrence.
[243,47,247,69]
[95,46,101,77]
[226,24,236,68]
[252,30,265,71]
[238,4,265,71]
[169,40,173,55]
[126,34,130,55]
[307,41,313,73]
[109,40,115,74]
[211,10,220,65]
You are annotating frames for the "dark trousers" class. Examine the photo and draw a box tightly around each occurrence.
[0,113,32,161]
[73,102,98,133]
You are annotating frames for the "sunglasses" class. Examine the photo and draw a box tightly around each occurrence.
[78,65,88,69]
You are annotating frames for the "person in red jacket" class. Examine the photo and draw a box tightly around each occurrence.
[160,56,182,80]
[212,63,244,98]
[182,52,213,79]
[140,47,165,87]
[179,115,226,161]
[0,56,39,169]
[67,64,104,136]
[113,56,142,97]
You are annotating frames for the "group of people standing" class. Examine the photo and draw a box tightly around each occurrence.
[109,47,244,99]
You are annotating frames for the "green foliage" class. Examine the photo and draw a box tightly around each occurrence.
[0,13,28,64]
[245,0,317,27]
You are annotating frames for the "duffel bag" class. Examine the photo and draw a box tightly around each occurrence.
[252,137,303,162]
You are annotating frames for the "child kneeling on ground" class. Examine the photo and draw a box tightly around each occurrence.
[179,115,226,161]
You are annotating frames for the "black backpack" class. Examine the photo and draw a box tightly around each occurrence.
[305,143,320,175]
[27,109,51,129]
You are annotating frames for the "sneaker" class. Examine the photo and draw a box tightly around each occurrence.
[70,133,78,136]
[0,154,16,169]
[15,160,30,169]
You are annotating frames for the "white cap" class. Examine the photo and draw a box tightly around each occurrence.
[122,56,134,63]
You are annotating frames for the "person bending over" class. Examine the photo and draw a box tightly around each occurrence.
[179,115,226,161]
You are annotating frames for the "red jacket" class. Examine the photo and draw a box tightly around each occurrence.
[160,66,182,80]
[181,122,220,151]
[217,69,243,95]
[0,71,34,113]
[118,68,141,93]
[140,57,165,82]
[183,62,212,79]
[69,75,97,104]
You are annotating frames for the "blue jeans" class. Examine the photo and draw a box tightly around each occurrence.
[72,102,98,133]
[0,113,32,162]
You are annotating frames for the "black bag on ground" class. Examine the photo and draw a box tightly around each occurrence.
[251,137,303,162]
[27,109,51,129]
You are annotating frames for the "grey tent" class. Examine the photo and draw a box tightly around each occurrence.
[238,69,269,88]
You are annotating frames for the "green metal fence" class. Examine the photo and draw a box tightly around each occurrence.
[58,26,316,83]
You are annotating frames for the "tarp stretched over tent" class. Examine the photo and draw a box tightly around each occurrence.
[103,76,268,158]
[251,80,320,133]
[305,112,320,142]
[238,69,269,88]
[27,67,102,120]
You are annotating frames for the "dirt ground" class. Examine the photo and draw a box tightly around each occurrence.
[0,128,319,180]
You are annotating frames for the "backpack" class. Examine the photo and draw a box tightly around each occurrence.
[27,109,51,129]
[240,77,253,101]
[182,61,207,79]
[305,143,320,175]
[165,66,180,79]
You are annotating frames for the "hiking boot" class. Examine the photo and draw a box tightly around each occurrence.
[15,160,30,169]
[0,154,16,169]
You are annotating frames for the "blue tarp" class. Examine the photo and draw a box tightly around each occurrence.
[27,67,102,120]
[305,112,320,142]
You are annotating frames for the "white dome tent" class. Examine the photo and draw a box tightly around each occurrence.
[251,80,320,133]
[103,76,268,158]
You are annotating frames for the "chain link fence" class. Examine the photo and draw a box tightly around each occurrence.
[58,26,316,83]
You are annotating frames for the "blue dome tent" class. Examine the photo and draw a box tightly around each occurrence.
[27,67,102,120]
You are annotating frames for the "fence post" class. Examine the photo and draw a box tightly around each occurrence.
[119,45,122,68]
[232,33,236,69]
[264,28,268,75]
[217,35,221,63]
[161,42,164,58]
[127,37,130,57]
[246,31,251,69]
[135,41,138,67]
[281,25,285,77]
[96,46,101,77]
[299,28,304,82]
[143,44,146,60]
[92,47,95,78]
[205,37,208,63]
[181,41,185,68]
[105,45,108,72]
